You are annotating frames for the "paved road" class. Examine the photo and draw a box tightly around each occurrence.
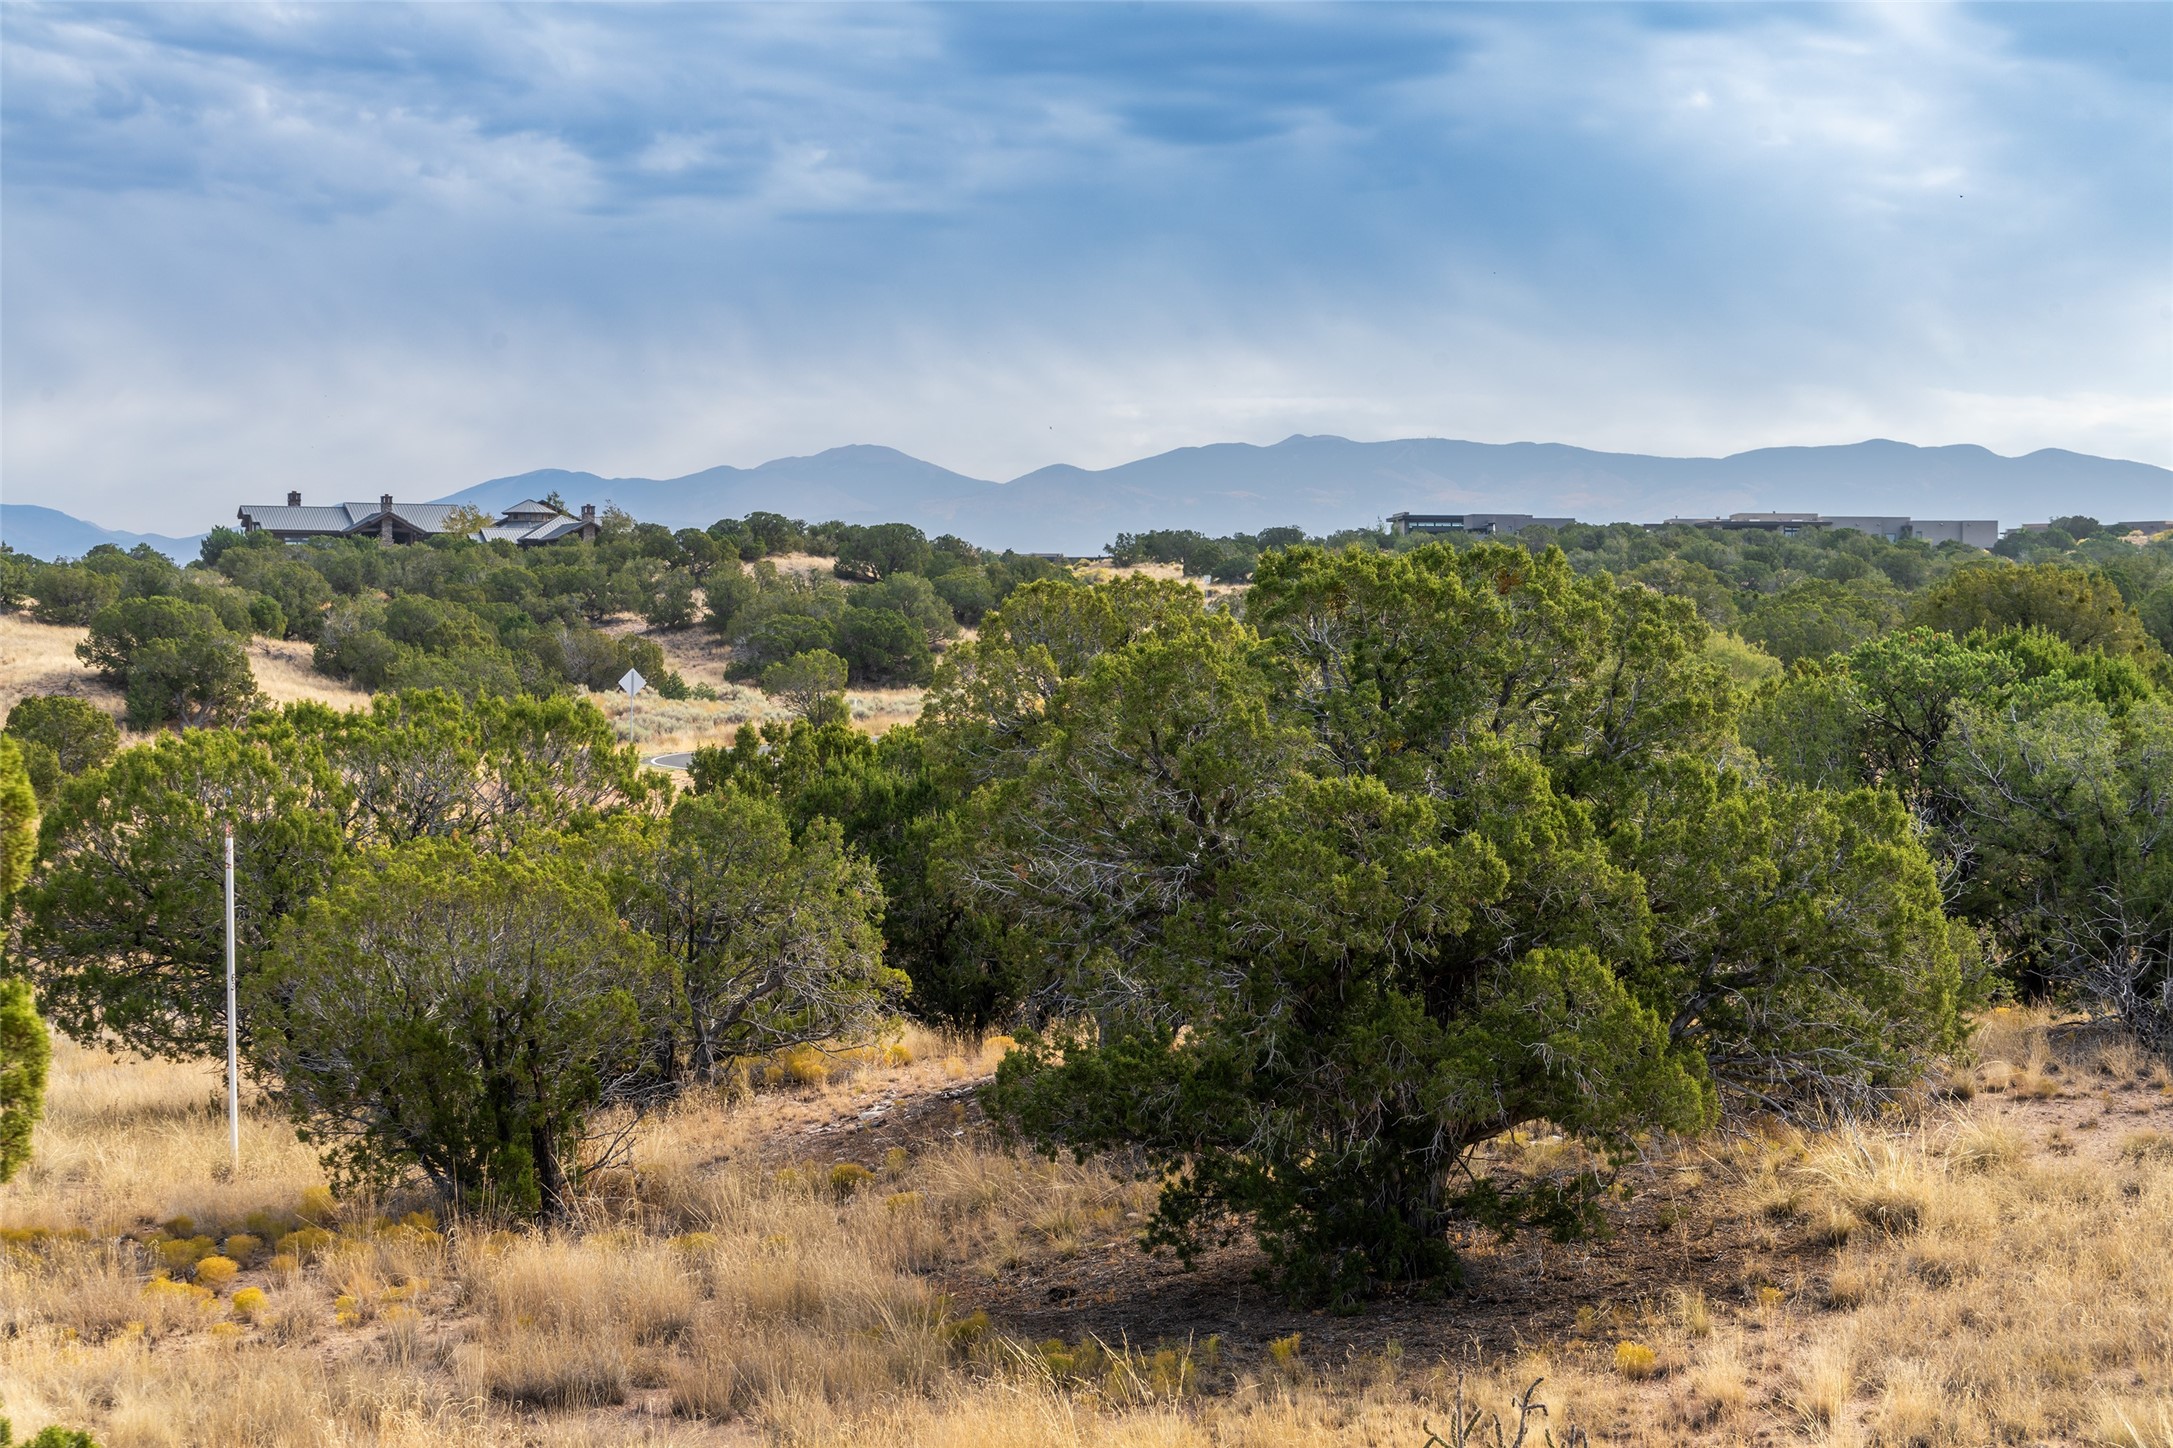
[646,752,696,771]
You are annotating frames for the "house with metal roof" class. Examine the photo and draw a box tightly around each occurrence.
[236,492,599,546]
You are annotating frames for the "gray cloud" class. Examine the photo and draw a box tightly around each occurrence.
[2,2,2166,535]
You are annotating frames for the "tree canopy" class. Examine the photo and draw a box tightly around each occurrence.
[250,841,659,1219]
[16,691,651,1059]
[926,548,1967,1304]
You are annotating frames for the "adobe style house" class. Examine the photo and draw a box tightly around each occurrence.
[235,493,600,547]
[1389,511,1575,537]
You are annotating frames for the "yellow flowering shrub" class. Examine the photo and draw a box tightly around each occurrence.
[194,1254,240,1288]
[275,1226,334,1260]
[155,1236,213,1271]
[778,1044,830,1086]
[1614,1341,1660,1379]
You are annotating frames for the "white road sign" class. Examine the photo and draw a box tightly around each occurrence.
[619,668,646,696]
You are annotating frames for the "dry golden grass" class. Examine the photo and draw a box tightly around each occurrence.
[4,1018,2170,1445]
[1,607,921,760]
[245,635,370,709]
[1069,560,1250,611]
[596,684,927,757]
[1,614,365,730]
[0,614,124,725]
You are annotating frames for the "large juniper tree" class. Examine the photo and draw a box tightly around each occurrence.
[935,547,1967,1305]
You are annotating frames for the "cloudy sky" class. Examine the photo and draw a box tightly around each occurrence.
[3,2,2168,535]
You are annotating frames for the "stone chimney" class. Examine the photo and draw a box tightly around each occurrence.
[580,502,598,543]
[379,493,396,545]
[287,490,301,507]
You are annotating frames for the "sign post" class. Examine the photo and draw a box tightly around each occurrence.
[224,823,239,1172]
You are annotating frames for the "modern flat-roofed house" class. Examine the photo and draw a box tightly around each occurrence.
[1659,513,1997,547]
[1388,512,1575,537]
[236,493,599,546]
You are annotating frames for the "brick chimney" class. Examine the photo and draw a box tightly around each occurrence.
[379,493,395,545]
[287,490,301,507]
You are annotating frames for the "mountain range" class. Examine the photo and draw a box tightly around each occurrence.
[436,436,2173,555]
[0,503,210,567]
[6,436,2169,562]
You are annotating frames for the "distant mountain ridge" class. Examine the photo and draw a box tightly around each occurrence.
[8,436,2168,562]
[0,504,207,565]
[435,436,2172,555]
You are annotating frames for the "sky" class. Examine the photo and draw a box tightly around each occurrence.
[3,2,2169,535]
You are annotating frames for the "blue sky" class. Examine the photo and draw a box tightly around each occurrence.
[3,2,2168,534]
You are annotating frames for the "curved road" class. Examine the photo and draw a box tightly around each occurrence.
[646,752,696,771]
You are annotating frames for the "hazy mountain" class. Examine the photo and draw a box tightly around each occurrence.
[436,436,2173,554]
[436,446,999,535]
[12,437,2167,562]
[0,503,205,564]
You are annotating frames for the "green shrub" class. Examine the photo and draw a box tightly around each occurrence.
[0,1417,104,1448]
[0,980,49,1186]
[250,842,662,1220]
[3,696,119,781]
[27,564,119,626]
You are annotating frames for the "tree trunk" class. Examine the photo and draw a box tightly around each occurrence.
[533,1121,571,1221]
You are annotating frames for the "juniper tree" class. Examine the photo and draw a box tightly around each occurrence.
[936,549,1965,1305]
[249,842,660,1220]
[596,790,899,1085]
[0,738,49,1185]
[18,692,652,1060]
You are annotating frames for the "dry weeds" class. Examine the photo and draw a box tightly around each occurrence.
[0,614,125,725]
[0,615,369,729]
[595,684,925,758]
[2,1016,2169,1445]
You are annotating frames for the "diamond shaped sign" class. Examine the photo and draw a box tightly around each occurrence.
[619,668,646,697]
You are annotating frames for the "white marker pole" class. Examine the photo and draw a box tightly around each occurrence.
[224,822,240,1172]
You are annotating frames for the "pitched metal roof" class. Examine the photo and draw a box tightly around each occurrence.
[240,497,586,543]
[235,504,358,532]
[355,502,466,532]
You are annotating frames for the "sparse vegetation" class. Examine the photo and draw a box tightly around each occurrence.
[0,1014,2166,1444]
